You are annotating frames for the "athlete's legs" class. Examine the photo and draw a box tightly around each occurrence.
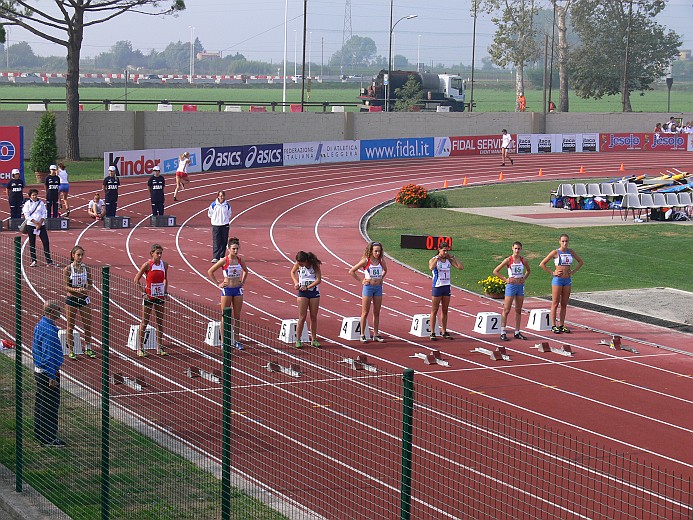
[440,295,451,333]
[430,296,442,334]
[296,297,309,340]
[307,297,320,340]
[372,295,383,336]
[360,296,372,337]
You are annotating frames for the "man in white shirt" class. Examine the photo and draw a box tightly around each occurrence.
[207,191,232,262]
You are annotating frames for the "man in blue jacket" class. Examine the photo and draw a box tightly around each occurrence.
[32,301,65,447]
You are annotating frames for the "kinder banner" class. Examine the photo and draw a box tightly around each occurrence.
[360,137,434,161]
[0,126,24,186]
[104,148,202,176]
[434,134,509,157]
[282,140,360,166]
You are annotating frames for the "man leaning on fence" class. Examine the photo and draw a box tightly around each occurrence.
[32,301,66,447]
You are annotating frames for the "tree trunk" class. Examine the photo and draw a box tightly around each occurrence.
[515,65,525,112]
[65,21,84,161]
[556,3,569,113]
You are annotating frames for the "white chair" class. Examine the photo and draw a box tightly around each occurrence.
[613,183,628,197]
[574,183,589,197]
[587,183,602,197]
[557,184,576,198]
[665,193,682,209]
[652,192,668,209]
[626,182,639,194]
[600,183,616,198]
[677,192,692,215]
[639,193,659,209]
[618,193,646,221]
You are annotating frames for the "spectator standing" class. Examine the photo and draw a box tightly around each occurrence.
[501,129,514,167]
[64,246,96,359]
[208,191,232,262]
[173,151,190,201]
[57,162,70,217]
[32,300,65,447]
[134,244,169,357]
[103,165,120,217]
[44,164,61,218]
[147,165,165,216]
[518,94,526,112]
[6,168,25,219]
[87,193,106,220]
[23,189,54,267]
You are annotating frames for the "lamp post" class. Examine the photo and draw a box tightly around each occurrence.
[470,0,477,112]
[417,34,421,72]
[282,0,288,111]
[294,29,297,78]
[189,26,195,84]
[387,12,417,112]
[309,32,312,78]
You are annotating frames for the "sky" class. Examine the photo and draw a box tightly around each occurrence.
[4,0,693,72]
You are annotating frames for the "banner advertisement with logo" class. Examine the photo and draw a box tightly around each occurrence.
[0,126,24,186]
[201,144,283,172]
[599,133,647,152]
[434,134,509,157]
[645,133,688,152]
[515,134,559,154]
[360,137,434,161]
[103,148,202,177]
[689,133,693,152]
[282,141,360,166]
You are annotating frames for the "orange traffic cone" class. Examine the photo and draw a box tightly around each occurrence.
[538,168,543,177]
[443,179,449,188]
[579,165,585,173]
[620,163,625,171]
[463,176,468,185]
[499,171,505,180]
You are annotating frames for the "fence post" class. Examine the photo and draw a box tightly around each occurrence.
[399,368,415,520]
[101,266,111,520]
[221,307,233,520]
[14,236,23,492]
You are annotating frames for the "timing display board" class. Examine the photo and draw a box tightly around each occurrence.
[400,235,454,250]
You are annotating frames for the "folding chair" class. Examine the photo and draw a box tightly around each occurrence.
[600,183,615,198]
[587,183,602,197]
[677,192,692,216]
[618,194,646,221]
[574,183,589,197]
[613,183,627,198]
[626,182,639,194]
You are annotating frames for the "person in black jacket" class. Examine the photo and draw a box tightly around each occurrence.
[6,168,25,219]
[147,165,165,216]
[103,166,120,217]
[44,164,61,218]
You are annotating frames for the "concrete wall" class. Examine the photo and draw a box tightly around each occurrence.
[1,111,691,159]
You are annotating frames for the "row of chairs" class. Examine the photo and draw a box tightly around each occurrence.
[557,182,637,199]
[617,192,692,221]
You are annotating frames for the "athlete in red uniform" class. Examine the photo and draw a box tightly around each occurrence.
[134,244,169,357]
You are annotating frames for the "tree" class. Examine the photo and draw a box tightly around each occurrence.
[329,35,377,68]
[0,0,185,160]
[481,0,540,111]
[30,111,57,175]
[393,75,423,112]
[569,0,681,112]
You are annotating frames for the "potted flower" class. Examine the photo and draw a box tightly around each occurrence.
[395,183,428,207]
[478,275,506,299]
[30,111,58,184]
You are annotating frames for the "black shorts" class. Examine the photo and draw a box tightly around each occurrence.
[143,296,166,307]
[66,295,90,308]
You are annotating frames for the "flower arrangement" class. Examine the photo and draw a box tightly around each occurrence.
[395,183,428,207]
[478,275,506,295]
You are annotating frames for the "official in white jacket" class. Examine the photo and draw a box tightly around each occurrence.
[208,191,233,262]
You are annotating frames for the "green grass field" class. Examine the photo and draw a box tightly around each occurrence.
[2,81,692,113]
[367,179,693,296]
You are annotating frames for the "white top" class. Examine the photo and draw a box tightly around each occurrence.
[432,258,451,287]
[58,168,69,184]
[298,265,318,291]
[501,133,512,149]
[363,260,383,280]
[69,263,88,288]
[22,199,46,225]
[177,157,190,173]
[507,256,525,279]
[88,199,105,213]
[208,199,232,226]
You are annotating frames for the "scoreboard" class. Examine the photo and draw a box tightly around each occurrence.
[400,235,454,250]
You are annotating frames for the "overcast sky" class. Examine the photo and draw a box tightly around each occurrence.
[5,0,692,71]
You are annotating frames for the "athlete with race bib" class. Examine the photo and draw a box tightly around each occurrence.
[429,242,464,340]
[493,241,531,341]
[134,244,169,357]
[349,241,388,343]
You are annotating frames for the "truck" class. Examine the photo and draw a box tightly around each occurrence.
[359,70,466,112]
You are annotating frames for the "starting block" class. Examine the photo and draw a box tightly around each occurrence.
[339,354,377,372]
[58,329,83,356]
[111,373,147,391]
[186,366,221,383]
[473,312,502,335]
[205,321,222,346]
[339,317,370,341]
[266,361,302,378]
[127,324,157,351]
[535,342,574,357]
[410,350,450,367]
[598,335,639,354]
[409,314,440,337]
[278,319,310,344]
[527,309,552,331]
[471,346,511,361]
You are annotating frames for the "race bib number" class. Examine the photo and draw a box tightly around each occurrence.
[150,283,165,297]
[369,266,382,279]
[510,265,523,277]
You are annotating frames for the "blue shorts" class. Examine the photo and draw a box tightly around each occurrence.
[221,286,243,297]
[59,184,69,193]
[505,283,525,297]
[298,289,320,299]
[552,276,572,287]
[362,284,383,298]
[432,285,451,298]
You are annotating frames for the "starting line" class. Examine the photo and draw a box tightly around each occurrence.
[266,361,302,378]
[111,373,147,392]
[339,355,377,372]
[410,350,450,367]
[599,335,640,354]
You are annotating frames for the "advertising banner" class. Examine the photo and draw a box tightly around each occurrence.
[581,133,599,152]
[104,148,202,176]
[0,126,24,186]
[517,134,532,154]
[282,141,359,166]
[600,133,647,152]
[646,133,688,151]
[689,133,693,152]
[201,143,283,172]
[434,134,509,157]
[360,137,434,161]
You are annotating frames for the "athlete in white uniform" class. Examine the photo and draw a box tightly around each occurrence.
[493,241,531,341]
[501,129,514,166]
[349,241,388,343]
[64,246,95,358]
[428,241,463,340]
[290,251,322,348]
[173,151,191,201]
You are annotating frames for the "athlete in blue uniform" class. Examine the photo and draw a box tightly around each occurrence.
[539,234,584,334]
[493,241,531,341]
[290,251,322,348]
[428,242,463,340]
[349,241,387,343]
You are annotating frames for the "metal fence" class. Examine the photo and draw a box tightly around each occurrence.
[0,232,691,519]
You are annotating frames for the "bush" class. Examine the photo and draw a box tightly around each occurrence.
[395,183,428,206]
[30,111,57,174]
[423,192,449,208]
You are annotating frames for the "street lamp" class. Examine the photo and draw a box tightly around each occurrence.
[417,34,421,72]
[282,0,288,111]
[470,0,477,112]
[189,26,195,83]
[294,29,297,78]
[309,31,312,78]
[387,12,417,111]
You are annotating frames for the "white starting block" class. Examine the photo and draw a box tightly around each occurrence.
[339,317,370,341]
[527,309,552,331]
[111,373,147,391]
[278,319,310,344]
[535,342,574,357]
[473,312,502,335]
[409,314,440,337]
[471,346,511,361]
[186,366,221,383]
[339,355,377,372]
[127,324,157,351]
[266,361,302,378]
[410,350,450,367]
[205,321,222,346]
[598,335,639,354]
[58,330,83,356]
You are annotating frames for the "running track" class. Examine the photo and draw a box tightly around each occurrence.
[5,150,693,519]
